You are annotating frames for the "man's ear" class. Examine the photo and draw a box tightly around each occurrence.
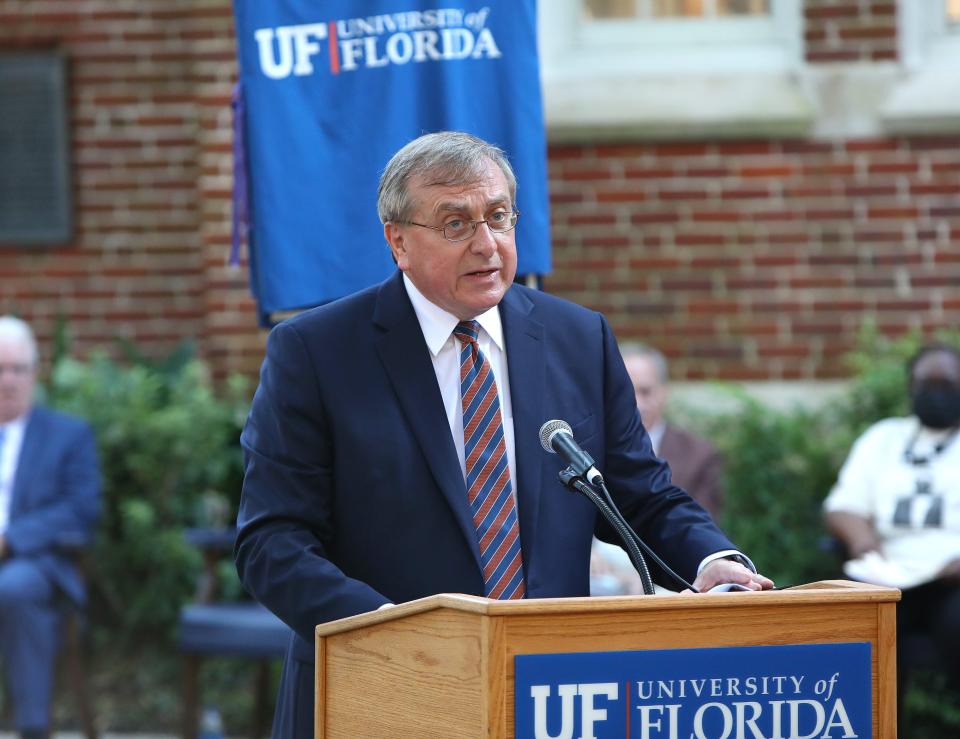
[384,222,406,267]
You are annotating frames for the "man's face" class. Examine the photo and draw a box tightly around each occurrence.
[384,158,518,320]
[623,354,667,429]
[0,338,36,423]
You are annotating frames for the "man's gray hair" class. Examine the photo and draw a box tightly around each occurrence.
[620,342,669,385]
[0,315,38,365]
[377,131,517,224]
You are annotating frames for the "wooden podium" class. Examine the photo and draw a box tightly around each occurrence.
[314,580,899,738]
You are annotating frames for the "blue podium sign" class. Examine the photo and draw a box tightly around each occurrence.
[515,642,871,739]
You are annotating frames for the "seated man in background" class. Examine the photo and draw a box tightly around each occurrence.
[591,343,724,595]
[823,343,960,722]
[0,316,101,739]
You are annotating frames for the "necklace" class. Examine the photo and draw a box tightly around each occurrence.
[903,424,960,466]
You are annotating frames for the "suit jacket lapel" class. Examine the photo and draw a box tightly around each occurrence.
[372,272,482,569]
[500,287,545,576]
[10,409,39,516]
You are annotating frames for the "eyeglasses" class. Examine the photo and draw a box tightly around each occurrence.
[0,363,33,377]
[397,210,520,243]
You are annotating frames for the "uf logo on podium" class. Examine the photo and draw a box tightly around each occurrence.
[515,643,871,739]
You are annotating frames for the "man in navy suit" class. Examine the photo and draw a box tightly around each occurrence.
[0,316,101,739]
[236,132,773,736]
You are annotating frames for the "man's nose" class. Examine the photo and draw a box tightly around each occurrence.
[468,221,498,255]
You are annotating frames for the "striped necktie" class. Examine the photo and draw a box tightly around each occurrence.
[453,321,525,600]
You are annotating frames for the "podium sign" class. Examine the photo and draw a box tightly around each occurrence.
[516,643,872,739]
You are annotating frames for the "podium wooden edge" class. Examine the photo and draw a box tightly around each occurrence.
[314,580,900,640]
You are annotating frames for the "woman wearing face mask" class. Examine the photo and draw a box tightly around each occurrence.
[823,343,960,724]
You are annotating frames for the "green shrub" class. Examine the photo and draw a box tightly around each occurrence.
[49,353,249,643]
[704,390,851,587]
[44,350,256,732]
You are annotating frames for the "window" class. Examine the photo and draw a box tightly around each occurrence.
[948,0,960,27]
[882,1,960,133]
[0,52,72,245]
[539,0,809,139]
[583,0,770,20]
[559,0,796,73]
[899,0,960,68]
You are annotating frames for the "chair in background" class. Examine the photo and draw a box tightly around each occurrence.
[178,527,290,739]
[60,600,98,739]
[1,565,97,739]
[56,544,98,739]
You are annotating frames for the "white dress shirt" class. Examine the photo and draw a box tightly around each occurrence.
[0,413,27,535]
[402,274,518,497]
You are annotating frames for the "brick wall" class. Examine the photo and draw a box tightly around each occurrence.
[547,137,960,380]
[804,0,898,63]
[1,0,956,383]
[0,0,262,380]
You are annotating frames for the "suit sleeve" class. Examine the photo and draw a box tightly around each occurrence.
[235,320,390,642]
[594,315,738,585]
[5,420,101,555]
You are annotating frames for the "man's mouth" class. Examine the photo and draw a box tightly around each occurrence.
[465,267,499,277]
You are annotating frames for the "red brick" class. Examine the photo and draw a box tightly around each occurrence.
[911,183,959,196]
[869,161,919,175]
[738,165,797,178]
[623,166,677,179]
[630,211,681,225]
[867,206,921,219]
[838,26,896,41]
[805,6,859,19]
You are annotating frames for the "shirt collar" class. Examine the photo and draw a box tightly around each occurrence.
[646,419,666,453]
[402,273,504,355]
[0,410,29,435]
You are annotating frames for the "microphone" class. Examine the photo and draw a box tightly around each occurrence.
[539,418,698,594]
[538,419,603,485]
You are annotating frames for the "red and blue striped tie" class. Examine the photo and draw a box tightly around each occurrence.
[454,320,525,600]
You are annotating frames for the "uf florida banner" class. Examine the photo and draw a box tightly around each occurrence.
[232,1,550,319]
[516,643,872,739]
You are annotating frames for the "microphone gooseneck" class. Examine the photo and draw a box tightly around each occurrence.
[541,418,698,594]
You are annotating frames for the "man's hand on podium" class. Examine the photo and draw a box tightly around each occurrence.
[688,557,774,594]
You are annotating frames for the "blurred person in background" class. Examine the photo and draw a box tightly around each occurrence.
[823,343,960,725]
[591,343,724,595]
[0,316,101,739]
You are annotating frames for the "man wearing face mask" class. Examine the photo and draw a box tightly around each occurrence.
[823,343,960,720]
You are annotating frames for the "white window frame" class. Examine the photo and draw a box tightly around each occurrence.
[899,0,960,69]
[539,0,810,140]
[881,1,960,133]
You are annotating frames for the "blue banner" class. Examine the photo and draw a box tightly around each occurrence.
[232,1,551,319]
[515,643,872,739]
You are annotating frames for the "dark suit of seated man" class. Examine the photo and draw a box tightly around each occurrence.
[234,131,775,738]
[0,316,101,739]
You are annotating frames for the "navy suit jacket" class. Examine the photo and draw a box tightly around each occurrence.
[236,271,737,730]
[6,406,101,605]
